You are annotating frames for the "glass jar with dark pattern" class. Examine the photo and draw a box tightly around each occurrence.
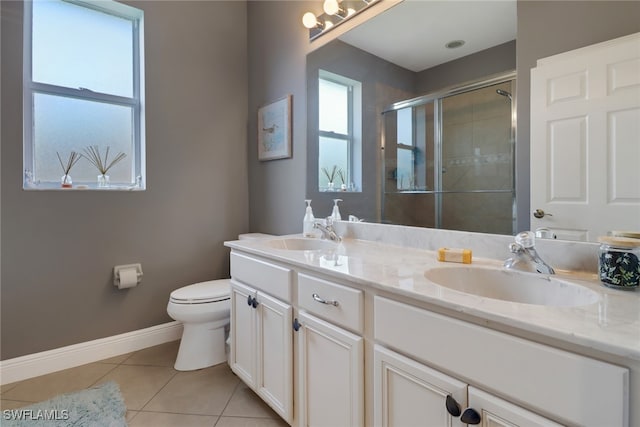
[598,236,640,291]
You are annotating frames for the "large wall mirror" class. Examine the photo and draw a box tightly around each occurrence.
[306,1,519,235]
[306,1,640,242]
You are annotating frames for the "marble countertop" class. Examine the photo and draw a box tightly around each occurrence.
[225,235,640,361]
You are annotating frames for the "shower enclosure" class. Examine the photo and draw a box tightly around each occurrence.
[382,73,516,235]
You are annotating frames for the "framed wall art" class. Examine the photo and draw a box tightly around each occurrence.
[257,95,292,161]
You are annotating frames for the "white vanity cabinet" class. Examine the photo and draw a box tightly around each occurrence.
[295,273,365,427]
[229,253,294,423]
[374,296,629,427]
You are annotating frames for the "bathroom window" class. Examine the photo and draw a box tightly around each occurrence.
[318,70,362,191]
[23,0,145,190]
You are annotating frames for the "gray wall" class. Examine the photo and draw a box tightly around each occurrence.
[416,40,516,95]
[247,1,313,235]
[515,1,640,233]
[1,1,249,359]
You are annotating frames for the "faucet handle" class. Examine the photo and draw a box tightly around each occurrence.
[514,231,536,248]
[325,216,334,227]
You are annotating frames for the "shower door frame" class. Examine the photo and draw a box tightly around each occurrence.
[381,70,517,233]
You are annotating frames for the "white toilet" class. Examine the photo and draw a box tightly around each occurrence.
[167,233,272,371]
[167,279,231,371]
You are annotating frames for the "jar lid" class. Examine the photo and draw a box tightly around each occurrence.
[599,235,640,248]
[610,230,640,239]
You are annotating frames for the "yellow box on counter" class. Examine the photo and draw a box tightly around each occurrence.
[437,247,472,264]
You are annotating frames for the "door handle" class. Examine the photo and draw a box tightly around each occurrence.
[533,208,553,219]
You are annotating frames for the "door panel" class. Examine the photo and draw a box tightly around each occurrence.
[531,33,640,241]
[298,311,363,427]
[374,345,467,427]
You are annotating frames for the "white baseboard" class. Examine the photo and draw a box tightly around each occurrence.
[0,321,183,385]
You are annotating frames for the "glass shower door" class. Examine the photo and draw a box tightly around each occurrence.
[381,78,516,235]
[439,81,515,234]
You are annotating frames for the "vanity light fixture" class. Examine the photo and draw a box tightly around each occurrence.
[302,12,324,30]
[303,0,380,40]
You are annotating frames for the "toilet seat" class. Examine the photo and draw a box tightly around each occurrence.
[170,279,230,304]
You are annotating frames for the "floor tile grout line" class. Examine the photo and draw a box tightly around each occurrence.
[213,380,243,426]
[137,369,179,412]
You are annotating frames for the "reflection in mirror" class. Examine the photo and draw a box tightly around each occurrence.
[306,1,517,234]
[318,70,362,192]
[382,75,516,235]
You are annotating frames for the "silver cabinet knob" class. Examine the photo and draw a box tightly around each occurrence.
[533,209,553,219]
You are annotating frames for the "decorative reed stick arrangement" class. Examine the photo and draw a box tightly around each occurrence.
[321,165,338,183]
[82,146,126,176]
[56,151,81,187]
[337,168,346,185]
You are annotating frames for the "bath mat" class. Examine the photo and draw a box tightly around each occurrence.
[2,381,127,427]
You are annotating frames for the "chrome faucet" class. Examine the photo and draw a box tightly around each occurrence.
[314,217,342,242]
[504,231,555,274]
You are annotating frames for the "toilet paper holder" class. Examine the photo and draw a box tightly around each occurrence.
[113,263,143,288]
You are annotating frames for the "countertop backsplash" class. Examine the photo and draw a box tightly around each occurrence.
[333,221,600,274]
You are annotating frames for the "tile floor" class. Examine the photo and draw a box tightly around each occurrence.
[0,341,288,427]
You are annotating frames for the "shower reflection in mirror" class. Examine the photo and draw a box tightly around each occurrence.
[382,74,516,235]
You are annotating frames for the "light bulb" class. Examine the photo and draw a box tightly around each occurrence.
[302,12,319,29]
[323,0,340,15]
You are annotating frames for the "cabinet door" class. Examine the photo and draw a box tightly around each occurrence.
[374,345,467,427]
[467,386,563,427]
[297,311,363,427]
[256,291,293,423]
[230,280,257,388]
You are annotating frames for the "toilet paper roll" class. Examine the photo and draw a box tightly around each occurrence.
[118,267,139,289]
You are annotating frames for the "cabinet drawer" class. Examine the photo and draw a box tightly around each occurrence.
[374,296,628,427]
[298,273,363,333]
[230,252,292,302]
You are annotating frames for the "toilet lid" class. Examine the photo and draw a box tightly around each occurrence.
[170,279,231,304]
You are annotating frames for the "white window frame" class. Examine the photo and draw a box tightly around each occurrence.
[318,69,362,192]
[23,0,146,190]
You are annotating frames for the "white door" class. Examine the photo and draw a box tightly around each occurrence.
[531,32,640,241]
[230,280,257,388]
[256,291,293,424]
[467,386,563,427]
[373,345,467,427]
[297,311,364,427]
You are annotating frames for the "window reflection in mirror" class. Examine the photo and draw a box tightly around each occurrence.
[318,70,362,192]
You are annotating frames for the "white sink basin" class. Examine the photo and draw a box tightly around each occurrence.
[425,266,599,307]
[266,238,336,251]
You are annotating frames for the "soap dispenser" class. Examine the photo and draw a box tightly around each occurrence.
[331,199,343,221]
[303,199,315,237]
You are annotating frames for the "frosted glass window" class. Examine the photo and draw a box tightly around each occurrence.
[319,78,348,134]
[33,94,133,183]
[319,136,349,189]
[23,0,144,190]
[318,71,362,192]
[32,0,134,97]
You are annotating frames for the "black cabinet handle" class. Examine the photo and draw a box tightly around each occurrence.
[251,297,259,309]
[293,318,301,331]
[460,408,481,425]
[445,395,461,417]
[247,295,253,306]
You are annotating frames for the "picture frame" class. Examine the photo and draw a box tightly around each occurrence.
[257,95,292,161]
